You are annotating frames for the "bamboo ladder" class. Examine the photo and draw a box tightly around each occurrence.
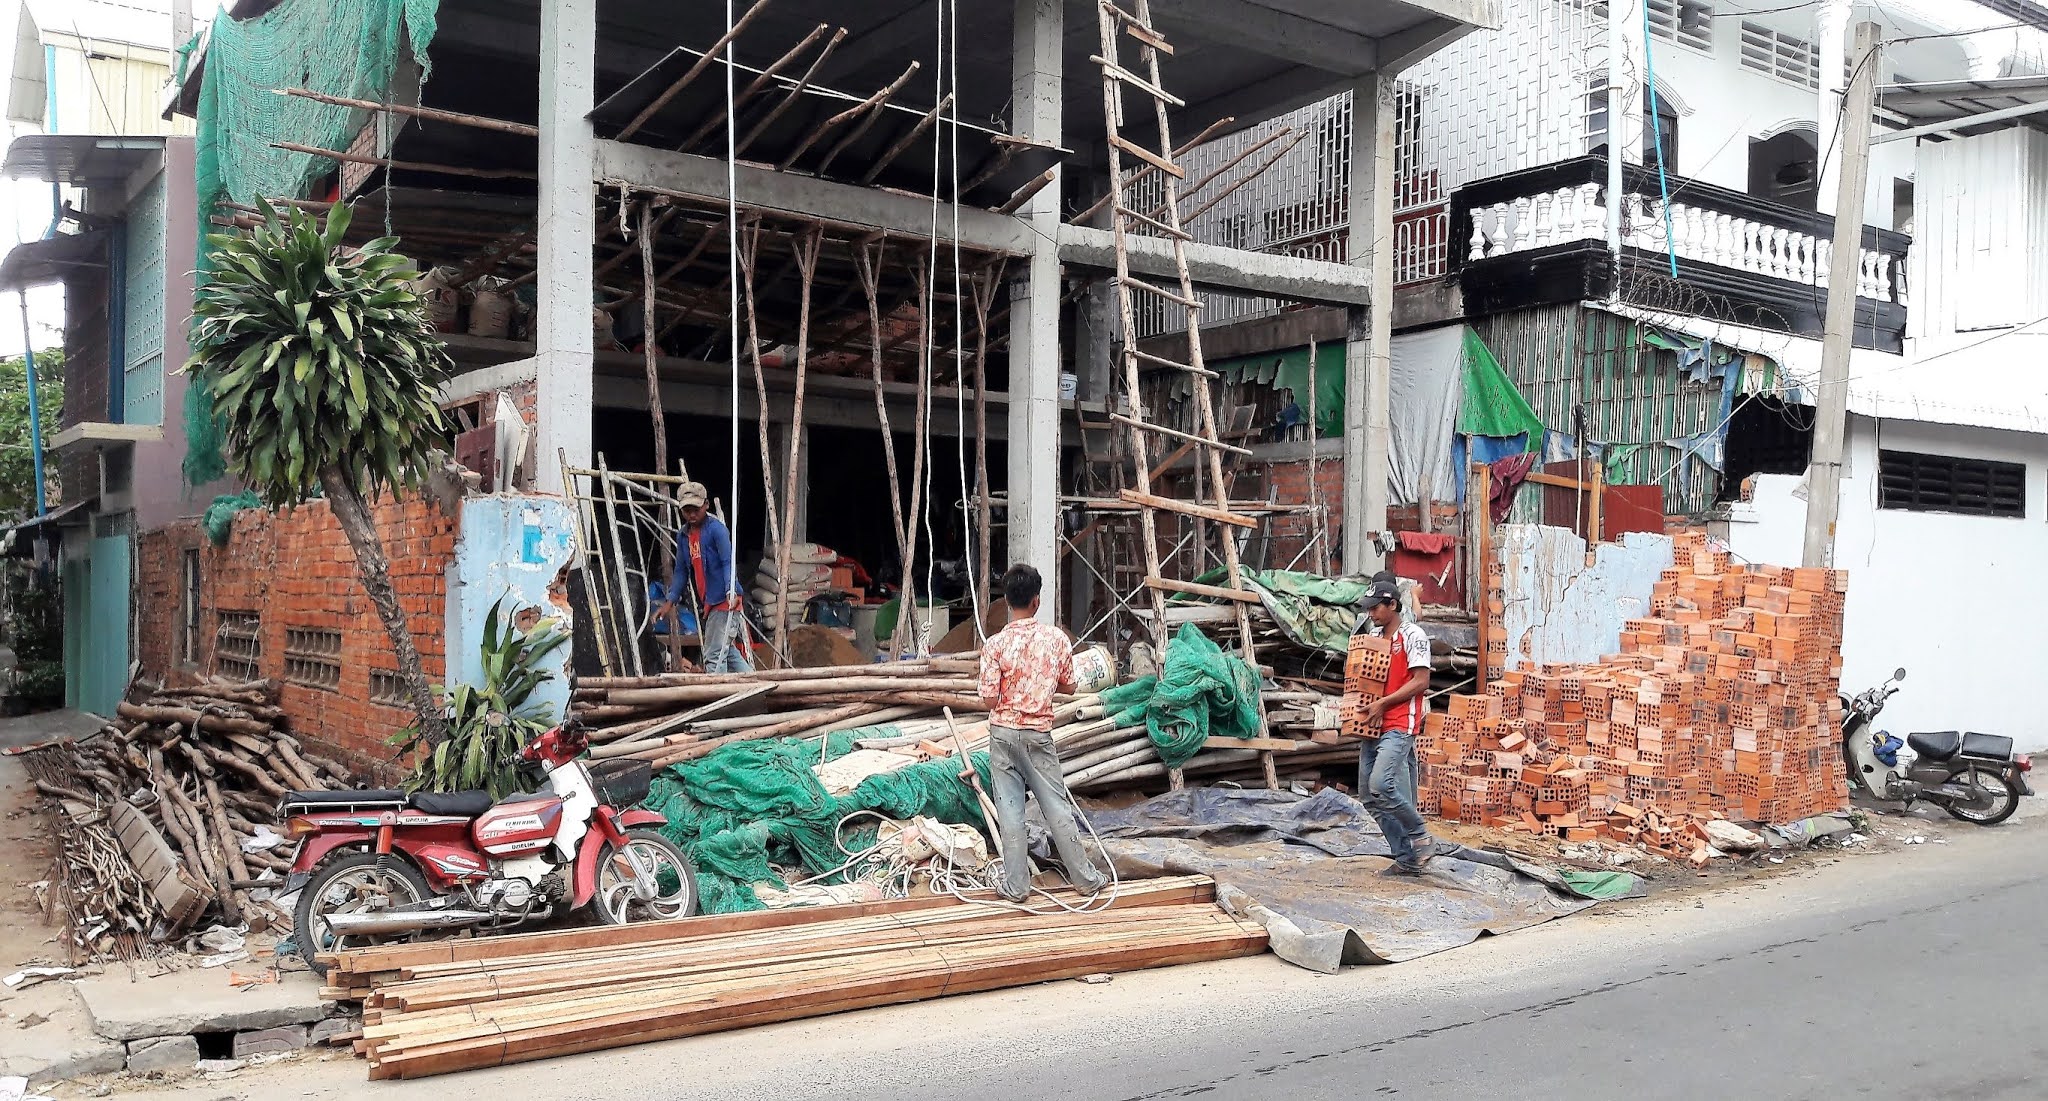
[1093,0,1277,789]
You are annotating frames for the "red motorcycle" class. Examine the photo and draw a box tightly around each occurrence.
[281,724,697,972]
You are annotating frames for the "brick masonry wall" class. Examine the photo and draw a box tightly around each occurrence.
[135,493,457,778]
[1252,458,1347,569]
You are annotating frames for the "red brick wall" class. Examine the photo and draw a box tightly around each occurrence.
[1253,458,1347,570]
[134,493,457,777]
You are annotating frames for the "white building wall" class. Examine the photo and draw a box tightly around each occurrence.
[1908,128,2048,342]
[1722,414,2048,753]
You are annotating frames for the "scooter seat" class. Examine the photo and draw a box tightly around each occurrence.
[283,788,406,806]
[1961,732,2015,762]
[407,790,495,816]
[1907,731,1962,760]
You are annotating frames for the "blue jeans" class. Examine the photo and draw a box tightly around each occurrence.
[700,609,752,674]
[1358,729,1433,867]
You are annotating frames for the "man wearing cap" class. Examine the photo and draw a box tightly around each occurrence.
[1355,578,1440,874]
[655,482,751,674]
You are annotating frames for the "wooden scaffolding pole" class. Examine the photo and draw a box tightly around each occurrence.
[855,241,916,659]
[772,227,824,653]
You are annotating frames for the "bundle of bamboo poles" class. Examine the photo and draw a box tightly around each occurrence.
[23,678,356,939]
[322,875,1263,1079]
[570,659,1004,768]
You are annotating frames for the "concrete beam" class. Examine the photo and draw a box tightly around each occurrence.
[534,0,598,479]
[1009,0,1063,617]
[1375,16,1482,74]
[1057,224,1372,305]
[591,139,1036,253]
[1150,1,1379,76]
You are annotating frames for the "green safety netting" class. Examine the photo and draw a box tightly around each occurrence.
[1098,624,1262,769]
[1212,343,1343,439]
[639,730,995,914]
[201,490,265,545]
[183,0,443,486]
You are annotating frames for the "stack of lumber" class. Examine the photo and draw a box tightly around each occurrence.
[1419,533,1849,851]
[321,875,1265,1079]
[21,677,355,945]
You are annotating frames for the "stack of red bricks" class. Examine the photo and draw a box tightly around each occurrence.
[1337,634,1392,739]
[1419,532,1850,853]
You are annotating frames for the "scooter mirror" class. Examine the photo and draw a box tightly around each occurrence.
[1893,667,1907,682]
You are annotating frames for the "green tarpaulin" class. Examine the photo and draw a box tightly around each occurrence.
[1213,343,1343,440]
[1457,327,1545,442]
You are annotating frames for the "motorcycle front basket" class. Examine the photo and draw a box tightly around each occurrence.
[589,758,654,807]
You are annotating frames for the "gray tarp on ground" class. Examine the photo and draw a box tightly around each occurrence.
[1075,788,1609,973]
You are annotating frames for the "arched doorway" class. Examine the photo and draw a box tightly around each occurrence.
[1748,130,1819,211]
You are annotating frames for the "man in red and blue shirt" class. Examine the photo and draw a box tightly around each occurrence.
[1355,578,1439,874]
[655,481,751,674]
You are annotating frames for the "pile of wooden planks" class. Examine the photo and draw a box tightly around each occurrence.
[323,875,1265,1079]
[21,677,356,950]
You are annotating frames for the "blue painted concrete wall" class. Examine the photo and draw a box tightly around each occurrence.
[449,496,578,725]
[1498,526,1675,670]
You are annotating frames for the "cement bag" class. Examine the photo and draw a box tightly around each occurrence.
[756,560,833,588]
[751,584,825,608]
[787,542,837,565]
[412,267,461,332]
[467,278,514,338]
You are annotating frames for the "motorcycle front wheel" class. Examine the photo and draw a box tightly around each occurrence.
[591,829,699,925]
[1945,766,2020,825]
[293,851,433,977]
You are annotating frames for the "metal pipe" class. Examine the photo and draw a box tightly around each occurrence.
[321,908,496,936]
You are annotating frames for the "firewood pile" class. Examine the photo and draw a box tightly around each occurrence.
[21,677,356,959]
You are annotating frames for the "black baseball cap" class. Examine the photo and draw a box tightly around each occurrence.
[1364,580,1401,608]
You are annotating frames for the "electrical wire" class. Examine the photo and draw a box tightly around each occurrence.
[723,0,744,656]
[945,0,985,644]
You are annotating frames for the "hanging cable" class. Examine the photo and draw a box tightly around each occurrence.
[915,0,947,657]
[944,0,984,644]
[1641,1,1678,279]
[724,0,745,658]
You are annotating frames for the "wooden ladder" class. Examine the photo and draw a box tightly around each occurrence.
[1093,0,1276,789]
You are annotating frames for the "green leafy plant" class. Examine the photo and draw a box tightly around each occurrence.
[185,200,454,744]
[0,349,62,524]
[397,596,571,799]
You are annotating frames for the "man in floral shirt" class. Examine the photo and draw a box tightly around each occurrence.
[977,564,1109,902]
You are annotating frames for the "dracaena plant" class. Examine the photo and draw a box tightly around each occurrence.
[186,200,455,744]
[396,596,571,799]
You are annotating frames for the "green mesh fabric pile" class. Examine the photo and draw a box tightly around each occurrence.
[183,0,443,485]
[201,491,265,545]
[1098,624,1263,768]
[640,731,995,914]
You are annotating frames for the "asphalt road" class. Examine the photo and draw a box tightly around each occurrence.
[127,801,2045,1101]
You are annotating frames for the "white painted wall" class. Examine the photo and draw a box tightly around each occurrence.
[1648,14,1913,227]
[1498,526,1675,670]
[1908,128,2048,340]
[1721,414,2048,752]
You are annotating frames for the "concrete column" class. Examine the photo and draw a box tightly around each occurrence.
[1342,76,1396,574]
[1008,0,1062,616]
[534,0,598,480]
[1815,0,1850,215]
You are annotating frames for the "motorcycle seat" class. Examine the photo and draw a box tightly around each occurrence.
[284,788,406,806]
[1906,731,1962,760]
[407,790,495,817]
[1961,732,2015,762]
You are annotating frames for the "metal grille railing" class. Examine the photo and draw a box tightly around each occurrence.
[1132,0,1602,338]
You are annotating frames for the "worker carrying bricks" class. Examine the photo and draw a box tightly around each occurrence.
[977,563,1110,902]
[1355,577,1441,874]
[655,481,752,674]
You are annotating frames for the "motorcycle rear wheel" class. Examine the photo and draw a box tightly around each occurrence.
[591,829,699,925]
[293,851,432,977]
[1944,766,2020,825]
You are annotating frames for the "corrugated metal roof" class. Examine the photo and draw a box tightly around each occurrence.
[22,0,173,52]
[0,230,111,293]
[0,133,163,186]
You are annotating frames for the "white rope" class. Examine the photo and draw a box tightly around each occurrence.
[723,0,744,658]
[915,0,946,658]
[945,0,984,643]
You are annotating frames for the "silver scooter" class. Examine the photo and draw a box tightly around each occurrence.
[1841,667,2033,825]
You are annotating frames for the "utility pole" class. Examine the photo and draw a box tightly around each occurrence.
[1802,20,1879,568]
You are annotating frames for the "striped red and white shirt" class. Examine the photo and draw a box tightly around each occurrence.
[1367,620,1432,734]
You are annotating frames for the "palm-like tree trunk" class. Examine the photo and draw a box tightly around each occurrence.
[319,466,449,746]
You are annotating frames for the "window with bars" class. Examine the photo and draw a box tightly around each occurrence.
[215,611,262,680]
[1878,451,2026,518]
[1740,22,1819,88]
[1584,82,1679,169]
[284,628,344,691]
[1648,0,1715,52]
[368,669,410,708]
